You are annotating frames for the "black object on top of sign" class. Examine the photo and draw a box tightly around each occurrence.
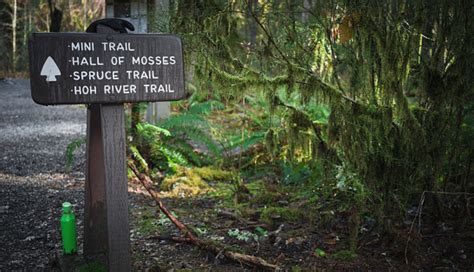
[28,32,185,105]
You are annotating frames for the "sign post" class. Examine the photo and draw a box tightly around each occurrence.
[28,19,185,271]
[28,34,185,104]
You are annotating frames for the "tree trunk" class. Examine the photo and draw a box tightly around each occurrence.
[83,0,87,31]
[22,1,29,71]
[12,0,17,72]
[48,0,62,32]
[302,0,311,23]
[247,0,257,46]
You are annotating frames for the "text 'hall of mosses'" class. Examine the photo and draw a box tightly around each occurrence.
[69,41,177,95]
[30,33,184,104]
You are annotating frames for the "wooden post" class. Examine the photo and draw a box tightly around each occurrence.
[28,20,184,270]
[84,25,131,271]
[101,104,130,270]
[84,104,107,260]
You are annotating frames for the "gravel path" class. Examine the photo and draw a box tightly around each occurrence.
[0,78,87,270]
[0,79,254,271]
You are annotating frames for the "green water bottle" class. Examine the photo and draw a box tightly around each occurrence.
[60,202,77,254]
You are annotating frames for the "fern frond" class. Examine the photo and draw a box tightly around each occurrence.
[154,145,189,166]
[188,100,225,115]
[169,125,222,158]
[171,140,207,166]
[227,130,266,151]
[65,137,86,171]
[158,113,207,129]
[136,123,172,142]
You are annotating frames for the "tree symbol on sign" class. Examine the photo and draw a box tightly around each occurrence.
[40,56,61,82]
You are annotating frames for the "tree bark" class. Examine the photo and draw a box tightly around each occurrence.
[247,0,257,46]
[302,0,311,23]
[47,0,62,32]
[12,0,17,72]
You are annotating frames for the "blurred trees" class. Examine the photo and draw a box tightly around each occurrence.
[0,0,103,72]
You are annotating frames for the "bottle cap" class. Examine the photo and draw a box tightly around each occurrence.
[62,202,72,213]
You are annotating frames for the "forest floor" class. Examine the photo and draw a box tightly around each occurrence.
[127,184,474,271]
[0,78,473,271]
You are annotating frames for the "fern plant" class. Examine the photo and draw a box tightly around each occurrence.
[65,137,86,171]
[134,123,189,172]
[130,100,225,175]
[157,101,224,163]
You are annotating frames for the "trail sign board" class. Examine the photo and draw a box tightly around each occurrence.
[29,33,185,105]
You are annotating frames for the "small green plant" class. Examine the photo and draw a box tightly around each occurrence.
[314,248,326,257]
[331,250,357,261]
[260,206,304,225]
[137,209,178,235]
[227,228,259,243]
[333,163,368,250]
[227,227,268,242]
[194,226,208,236]
[254,226,268,237]
[157,212,173,226]
[281,162,312,185]
[65,137,86,171]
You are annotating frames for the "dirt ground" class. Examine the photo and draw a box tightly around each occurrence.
[1,78,473,271]
[127,189,474,271]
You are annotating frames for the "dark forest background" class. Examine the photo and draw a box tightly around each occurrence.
[1,0,474,269]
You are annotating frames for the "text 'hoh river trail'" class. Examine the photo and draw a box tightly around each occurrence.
[29,33,185,105]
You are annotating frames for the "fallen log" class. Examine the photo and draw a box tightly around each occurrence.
[128,161,279,271]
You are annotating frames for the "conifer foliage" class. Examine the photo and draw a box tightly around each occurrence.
[168,0,474,230]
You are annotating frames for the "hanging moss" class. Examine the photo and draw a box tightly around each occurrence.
[169,0,474,230]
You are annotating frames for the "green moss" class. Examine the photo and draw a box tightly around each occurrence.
[246,179,266,193]
[331,250,358,261]
[193,166,236,180]
[250,191,281,205]
[245,179,288,205]
[161,176,210,191]
[138,217,162,235]
[137,208,163,235]
[208,182,234,199]
[160,166,236,197]
[235,203,258,219]
[161,166,208,193]
[260,207,304,225]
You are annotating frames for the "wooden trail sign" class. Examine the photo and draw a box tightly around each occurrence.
[29,33,185,105]
[28,19,185,272]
